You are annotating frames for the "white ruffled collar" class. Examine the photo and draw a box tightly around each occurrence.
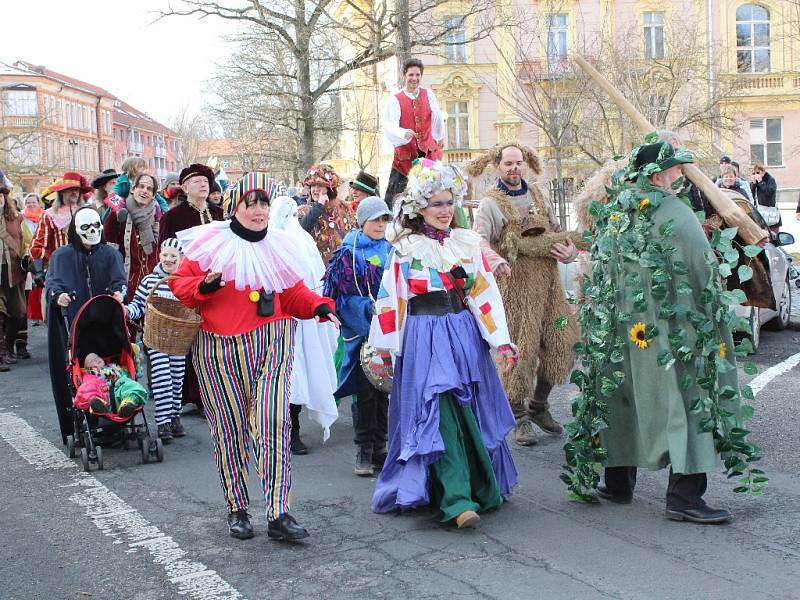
[392,228,480,271]
[176,220,301,292]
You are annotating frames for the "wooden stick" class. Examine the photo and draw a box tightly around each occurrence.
[574,55,767,245]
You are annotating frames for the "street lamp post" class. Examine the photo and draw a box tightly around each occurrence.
[68,138,78,169]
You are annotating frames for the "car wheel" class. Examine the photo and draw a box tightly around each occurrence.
[765,276,791,331]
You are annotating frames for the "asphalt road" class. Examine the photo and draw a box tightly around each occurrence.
[2,317,800,600]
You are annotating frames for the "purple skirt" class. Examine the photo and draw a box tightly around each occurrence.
[371,309,518,513]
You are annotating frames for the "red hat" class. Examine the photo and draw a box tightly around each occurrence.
[50,171,93,194]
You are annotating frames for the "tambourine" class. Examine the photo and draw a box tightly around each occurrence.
[359,343,393,394]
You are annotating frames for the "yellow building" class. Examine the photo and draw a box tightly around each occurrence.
[334,1,800,208]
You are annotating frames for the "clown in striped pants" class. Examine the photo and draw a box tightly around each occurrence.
[193,320,295,520]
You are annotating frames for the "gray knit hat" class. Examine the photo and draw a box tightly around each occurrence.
[163,172,180,187]
[356,196,392,227]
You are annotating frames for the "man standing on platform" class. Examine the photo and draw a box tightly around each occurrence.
[382,58,444,205]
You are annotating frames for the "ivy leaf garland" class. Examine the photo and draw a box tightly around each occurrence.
[562,166,765,502]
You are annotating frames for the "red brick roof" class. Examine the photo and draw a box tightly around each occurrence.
[14,61,117,99]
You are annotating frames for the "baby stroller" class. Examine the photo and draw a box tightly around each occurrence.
[61,294,164,471]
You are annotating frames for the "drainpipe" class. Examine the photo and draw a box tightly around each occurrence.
[95,95,103,169]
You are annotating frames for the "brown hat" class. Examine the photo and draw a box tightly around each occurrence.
[179,163,215,186]
[349,171,378,195]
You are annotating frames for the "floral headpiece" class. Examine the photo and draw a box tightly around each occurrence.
[400,159,468,217]
[303,164,340,190]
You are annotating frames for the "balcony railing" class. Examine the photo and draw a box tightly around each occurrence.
[128,141,144,154]
[153,144,167,158]
[2,115,39,128]
[724,72,800,96]
[444,149,481,165]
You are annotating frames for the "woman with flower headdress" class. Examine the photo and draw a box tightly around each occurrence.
[170,171,340,542]
[369,159,519,528]
[297,164,355,265]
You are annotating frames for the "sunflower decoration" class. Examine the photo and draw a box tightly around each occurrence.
[609,213,622,223]
[719,341,727,359]
[638,197,651,211]
[629,322,649,349]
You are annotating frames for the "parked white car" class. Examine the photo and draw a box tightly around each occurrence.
[734,215,795,352]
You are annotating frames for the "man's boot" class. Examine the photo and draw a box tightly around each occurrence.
[530,380,563,436]
[0,318,12,372]
[4,317,20,364]
[512,400,537,446]
[289,403,308,455]
[15,320,30,359]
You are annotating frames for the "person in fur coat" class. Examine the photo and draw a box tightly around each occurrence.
[468,143,585,446]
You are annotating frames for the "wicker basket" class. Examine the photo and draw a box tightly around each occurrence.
[143,276,202,355]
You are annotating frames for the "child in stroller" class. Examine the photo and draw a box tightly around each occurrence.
[64,295,164,470]
[74,352,147,418]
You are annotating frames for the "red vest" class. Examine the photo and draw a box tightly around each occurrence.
[392,88,443,175]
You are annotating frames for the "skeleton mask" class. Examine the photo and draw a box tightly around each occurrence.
[75,209,102,247]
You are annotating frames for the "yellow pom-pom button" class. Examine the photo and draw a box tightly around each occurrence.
[249,291,261,303]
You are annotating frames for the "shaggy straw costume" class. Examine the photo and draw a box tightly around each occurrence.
[468,145,582,429]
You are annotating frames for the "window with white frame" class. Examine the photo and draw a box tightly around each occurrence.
[749,117,782,166]
[4,89,38,117]
[737,4,770,73]
[446,100,470,149]
[546,15,568,63]
[648,94,668,127]
[643,12,665,59]
[443,16,467,64]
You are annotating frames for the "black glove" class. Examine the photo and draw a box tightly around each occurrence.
[20,255,31,272]
[314,303,337,321]
[199,275,224,294]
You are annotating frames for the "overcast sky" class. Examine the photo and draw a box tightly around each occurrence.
[3,0,233,125]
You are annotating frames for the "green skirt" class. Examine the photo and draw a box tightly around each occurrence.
[429,394,503,522]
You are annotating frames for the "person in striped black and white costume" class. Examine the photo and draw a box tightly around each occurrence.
[124,238,186,443]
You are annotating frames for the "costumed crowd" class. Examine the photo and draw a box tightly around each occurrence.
[2,58,770,543]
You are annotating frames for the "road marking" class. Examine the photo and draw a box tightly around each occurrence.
[0,412,247,600]
[749,351,800,396]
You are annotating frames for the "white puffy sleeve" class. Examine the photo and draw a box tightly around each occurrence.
[464,248,512,349]
[382,95,411,148]
[427,88,445,142]
[368,249,409,355]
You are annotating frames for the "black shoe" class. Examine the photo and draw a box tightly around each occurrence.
[372,446,387,470]
[267,513,309,542]
[227,509,254,539]
[15,341,31,360]
[666,505,732,524]
[354,445,374,476]
[596,485,633,504]
[157,423,174,444]
[290,430,309,455]
[171,416,186,437]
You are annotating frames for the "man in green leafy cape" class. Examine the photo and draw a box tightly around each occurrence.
[566,139,764,524]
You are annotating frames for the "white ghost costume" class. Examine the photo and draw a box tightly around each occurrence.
[269,196,339,441]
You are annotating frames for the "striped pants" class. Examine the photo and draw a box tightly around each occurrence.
[193,321,295,519]
[146,349,186,425]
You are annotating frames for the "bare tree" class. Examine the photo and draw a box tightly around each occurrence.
[169,111,215,167]
[573,15,743,168]
[161,0,497,170]
[0,125,52,183]
[482,0,589,226]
